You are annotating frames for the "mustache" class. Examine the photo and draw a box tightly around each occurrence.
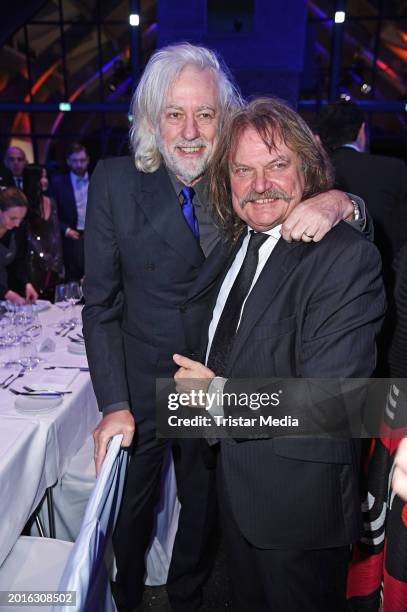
[240,189,292,208]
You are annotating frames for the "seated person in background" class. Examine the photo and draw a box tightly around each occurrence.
[24,165,64,300]
[0,187,38,304]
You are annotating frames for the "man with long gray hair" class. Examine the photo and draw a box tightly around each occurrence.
[83,43,365,611]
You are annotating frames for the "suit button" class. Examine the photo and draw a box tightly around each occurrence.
[179,305,187,313]
[144,262,155,271]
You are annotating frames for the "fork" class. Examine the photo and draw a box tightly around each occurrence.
[68,336,84,343]
[61,323,76,338]
[23,385,72,394]
[3,368,27,389]
[0,372,15,387]
[55,322,67,335]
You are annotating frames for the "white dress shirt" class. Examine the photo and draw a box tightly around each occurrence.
[206,224,282,363]
[205,224,282,417]
[70,172,89,231]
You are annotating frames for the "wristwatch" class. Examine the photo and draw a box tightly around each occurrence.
[350,199,360,221]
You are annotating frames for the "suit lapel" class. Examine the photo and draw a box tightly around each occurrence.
[65,174,78,226]
[227,237,305,372]
[185,236,239,303]
[136,166,204,268]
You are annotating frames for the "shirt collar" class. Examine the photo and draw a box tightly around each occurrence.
[70,171,89,184]
[167,169,207,209]
[342,143,362,153]
[247,224,281,241]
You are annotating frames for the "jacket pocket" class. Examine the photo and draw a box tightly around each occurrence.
[272,437,354,464]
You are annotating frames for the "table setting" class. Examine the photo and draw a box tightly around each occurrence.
[0,295,101,567]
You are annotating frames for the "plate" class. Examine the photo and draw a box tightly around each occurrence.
[14,394,63,412]
[67,342,87,355]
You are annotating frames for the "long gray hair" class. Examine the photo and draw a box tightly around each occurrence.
[129,43,242,173]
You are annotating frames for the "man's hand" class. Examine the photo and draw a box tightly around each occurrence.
[25,283,38,303]
[173,354,215,397]
[5,289,25,305]
[93,409,135,474]
[393,438,407,501]
[67,229,80,240]
[281,189,353,243]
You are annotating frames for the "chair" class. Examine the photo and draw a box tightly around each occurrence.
[0,435,128,612]
[32,435,96,541]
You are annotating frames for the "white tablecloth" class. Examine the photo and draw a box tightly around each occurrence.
[0,419,41,567]
[0,305,101,566]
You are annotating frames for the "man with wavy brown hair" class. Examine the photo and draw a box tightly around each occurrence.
[174,97,386,612]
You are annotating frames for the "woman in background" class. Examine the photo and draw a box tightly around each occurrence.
[24,165,64,300]
[0,187,38,304]
[347,243,407,612]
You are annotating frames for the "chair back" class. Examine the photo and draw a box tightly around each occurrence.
[54,435,128,612]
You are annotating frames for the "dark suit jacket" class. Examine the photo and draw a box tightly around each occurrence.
[82,157,207,421]
[50,173,78,234]
[331,147,407,276]
[184,222,386,550]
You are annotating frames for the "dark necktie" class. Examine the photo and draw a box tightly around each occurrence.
[181,186,199,239]
[207,231,269,376]
[14,177,23,190]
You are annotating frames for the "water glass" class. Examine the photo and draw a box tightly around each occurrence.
[19,340,40,370]
[66,282,83,324]
[54,284,70,322]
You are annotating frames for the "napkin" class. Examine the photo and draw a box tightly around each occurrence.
[67,342,87,355]
[28,368,80,392]
[39,337,56,353]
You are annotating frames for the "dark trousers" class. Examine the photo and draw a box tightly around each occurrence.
[63,234,84,281]
[113,430,217,611]
[217,461,350,612]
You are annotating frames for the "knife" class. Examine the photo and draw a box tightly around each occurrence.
[9,388,67,397]
[44,366,89,371]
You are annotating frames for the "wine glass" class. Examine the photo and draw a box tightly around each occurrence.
[66,282,83,324]
[54,284,70,333]
[25,311,43,342]
[0,317,19,368]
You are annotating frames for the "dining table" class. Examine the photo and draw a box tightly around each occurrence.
[0,302,101,567]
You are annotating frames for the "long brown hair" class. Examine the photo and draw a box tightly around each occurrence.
[208,97,334,242]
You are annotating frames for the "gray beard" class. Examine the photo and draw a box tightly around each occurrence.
[156,134,210,184]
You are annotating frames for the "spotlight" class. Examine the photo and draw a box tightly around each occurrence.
[334,11,345,24]
[129,14,139,26]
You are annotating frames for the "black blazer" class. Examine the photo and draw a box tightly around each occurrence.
[184,222,386,550]
[82,157,208,418]
[0,226,29,298]
[331,147,407,276]
[50,173,78,234]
